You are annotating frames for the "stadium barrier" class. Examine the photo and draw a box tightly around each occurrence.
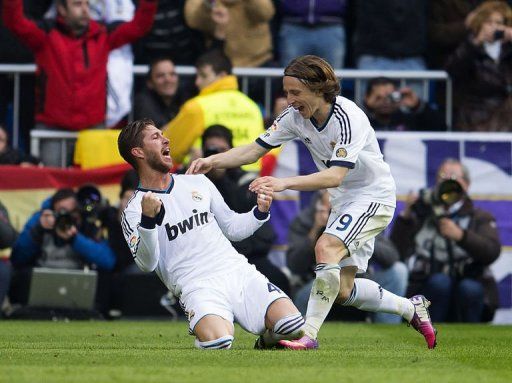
[0,64,452,151]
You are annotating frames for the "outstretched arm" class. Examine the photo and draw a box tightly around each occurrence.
[187,142,268,174]
[249,166,349,193]
[107,0,158,50]
[207,177,272,241]
[2,0,46,51]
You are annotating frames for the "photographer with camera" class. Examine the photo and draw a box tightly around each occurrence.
[9,187,115,304]
[446,1,512,131]
[9,187,116,307]
[362,77,446,132]
[390,159,501,323]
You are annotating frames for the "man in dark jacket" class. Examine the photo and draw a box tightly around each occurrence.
[134,57,182,129]
[134,0,204,65]
[2,0,157,165]
[390,159,501,322]
[362,77,446,131]
[354,0,427,71]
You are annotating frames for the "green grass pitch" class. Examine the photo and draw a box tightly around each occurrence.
[1,321,511,383]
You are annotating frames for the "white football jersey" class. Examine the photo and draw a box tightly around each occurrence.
[256,96,396,208]
[121,174,269,296]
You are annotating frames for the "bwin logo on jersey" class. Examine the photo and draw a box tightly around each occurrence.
[165,209,209,241]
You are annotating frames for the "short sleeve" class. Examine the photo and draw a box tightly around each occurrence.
[329,107,369,169]
[255,107,297,149]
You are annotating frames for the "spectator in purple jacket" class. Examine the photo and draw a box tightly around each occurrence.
[278,0,347,69]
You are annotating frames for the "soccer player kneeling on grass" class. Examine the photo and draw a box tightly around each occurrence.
[117,119,304,349]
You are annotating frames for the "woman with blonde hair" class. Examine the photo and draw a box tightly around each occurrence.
[447,1,512,131]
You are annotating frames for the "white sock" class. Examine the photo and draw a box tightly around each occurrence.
[343,278,414,322]
[304,263,341,339]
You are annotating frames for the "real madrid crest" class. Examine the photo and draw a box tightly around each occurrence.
[191,191,203,202]
[129,234,138,249]
[336,148,348,158]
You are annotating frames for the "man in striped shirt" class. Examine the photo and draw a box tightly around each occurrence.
[188,55,437,350]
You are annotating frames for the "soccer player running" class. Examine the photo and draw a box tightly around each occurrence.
[118,119,305,350]
[187,55,437,350]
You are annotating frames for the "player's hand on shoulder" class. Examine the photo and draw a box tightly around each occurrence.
[141,191,162,218]
[256,185,273,213]
[186,157,213,175]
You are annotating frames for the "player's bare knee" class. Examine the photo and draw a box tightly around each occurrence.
[194,315,233,342]
[315,235,346,264]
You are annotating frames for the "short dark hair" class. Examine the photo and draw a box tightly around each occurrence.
[118,119,155,170]
[284,55,340,103]
[195,49,232,75]
[56,0,67,8]
[148,56,175,79]
[201,125,234,150]
[365,77,397,97]
[51,188,76,210]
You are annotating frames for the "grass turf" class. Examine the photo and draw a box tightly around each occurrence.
[1,321,511,383]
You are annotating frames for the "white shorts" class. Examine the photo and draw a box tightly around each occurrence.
[324,201,395,273]
[179,263,289,336]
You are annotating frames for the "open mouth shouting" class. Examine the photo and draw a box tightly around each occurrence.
[162,147,171,159]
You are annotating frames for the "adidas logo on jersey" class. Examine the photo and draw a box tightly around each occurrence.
[165,209,209,241]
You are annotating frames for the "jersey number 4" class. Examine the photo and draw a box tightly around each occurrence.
[267,283,282,294]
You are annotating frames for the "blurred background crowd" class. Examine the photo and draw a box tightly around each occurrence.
[0,0,510,324]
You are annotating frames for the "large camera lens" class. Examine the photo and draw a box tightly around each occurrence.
[54,210,75,231]
[436,179,464,206]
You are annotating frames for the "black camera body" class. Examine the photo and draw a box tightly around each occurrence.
[413,179,465,219]
[203,146,221,158]
[494,30,505,41]
[54,209,77,232]
[76,184,109,238]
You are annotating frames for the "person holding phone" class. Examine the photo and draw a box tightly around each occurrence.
[446,1,512,131]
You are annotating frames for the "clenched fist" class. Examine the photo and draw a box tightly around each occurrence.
[256,186,273,213]
[141,191,163,218]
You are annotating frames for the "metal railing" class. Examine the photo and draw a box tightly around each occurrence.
[0,64,453,153]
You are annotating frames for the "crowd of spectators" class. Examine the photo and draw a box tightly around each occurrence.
[2,1,512,165]
[0,1,507,322]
